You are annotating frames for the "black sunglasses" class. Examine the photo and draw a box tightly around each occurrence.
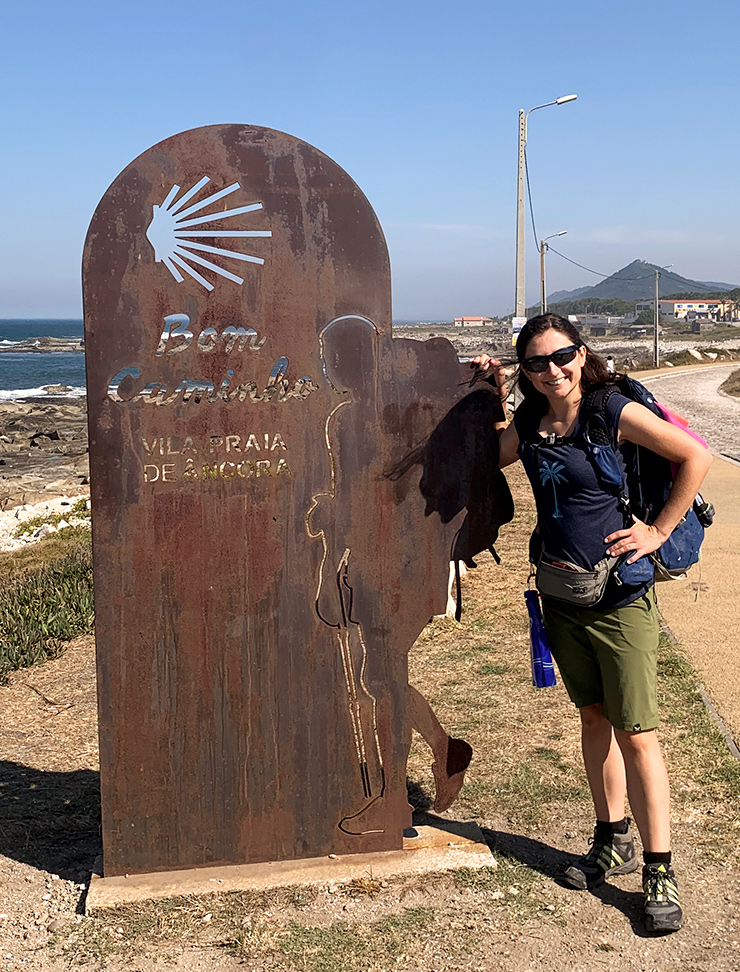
[520,344,582,373]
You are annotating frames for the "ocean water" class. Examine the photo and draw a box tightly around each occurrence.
[0,320,86,400]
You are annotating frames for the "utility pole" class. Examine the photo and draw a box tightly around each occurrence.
[653,269,660,368]
[515,109,527,320]
[514,95,577,324]
[653,264,673,367]
[540,231,567,314]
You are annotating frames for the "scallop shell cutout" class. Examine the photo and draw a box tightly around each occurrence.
[145,176,272,292]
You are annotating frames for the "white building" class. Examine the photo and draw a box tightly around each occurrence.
[635,298,726,321]
[453,316,493,327]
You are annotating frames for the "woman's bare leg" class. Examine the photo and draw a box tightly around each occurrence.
[579,702,628,821]
[614,727,671,852]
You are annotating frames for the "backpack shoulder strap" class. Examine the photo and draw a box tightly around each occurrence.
[581,383,632,518]
[581,384,622,449]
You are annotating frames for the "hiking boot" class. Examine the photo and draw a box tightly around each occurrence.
[643,863,683,933]
[563,821,638,889]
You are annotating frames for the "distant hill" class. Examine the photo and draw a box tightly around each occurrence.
[548,285,591,303]
[548,260,739,305]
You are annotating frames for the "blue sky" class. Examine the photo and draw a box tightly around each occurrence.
[1,0,738,319]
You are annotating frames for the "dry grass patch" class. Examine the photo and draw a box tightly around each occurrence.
[655,627,740,862]
[9,462,740,969]
[720,366,740,397]
[54,889,436,967]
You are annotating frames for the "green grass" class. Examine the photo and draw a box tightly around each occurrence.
[451,858,551,923]
[657,633,740,797]
[493,763,588,825]
[54,859,553,968]
[478,662,509,676]
[655,632,740,862]
[24,463,740,966]
[0,543,94,682]
[13,497,90,539]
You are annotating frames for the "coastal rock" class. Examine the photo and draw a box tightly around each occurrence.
[33,523,57,539]
[0,399,89,509]
[0,337,83,355]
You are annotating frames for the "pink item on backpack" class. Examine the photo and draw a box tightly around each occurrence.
[655,401,708,449]
[654,400,709,478]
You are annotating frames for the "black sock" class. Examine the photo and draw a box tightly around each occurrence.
[644,851,672,866]
[595,817,628,839]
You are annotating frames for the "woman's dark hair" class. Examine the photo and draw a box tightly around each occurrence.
[514,313,618,414]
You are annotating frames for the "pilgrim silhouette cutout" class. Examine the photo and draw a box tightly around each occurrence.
[310,316,513,827]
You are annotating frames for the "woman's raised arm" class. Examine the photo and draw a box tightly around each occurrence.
[470,354,520,468]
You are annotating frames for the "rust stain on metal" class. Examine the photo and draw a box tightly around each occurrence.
[83,125,511,876]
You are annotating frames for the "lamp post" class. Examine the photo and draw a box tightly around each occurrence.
[540,231,567,314]
[515,94,577,321]
[653,264,673,368]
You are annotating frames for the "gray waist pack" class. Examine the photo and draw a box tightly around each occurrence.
[535,552,618,607]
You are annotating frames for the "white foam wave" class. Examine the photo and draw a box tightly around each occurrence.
[0,385,86,401]
[0,339,20,346]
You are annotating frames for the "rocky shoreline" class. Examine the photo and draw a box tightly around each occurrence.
[0,336,83,354]
[0,398,89,509]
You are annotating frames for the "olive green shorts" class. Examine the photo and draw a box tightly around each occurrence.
[541,589,659,733]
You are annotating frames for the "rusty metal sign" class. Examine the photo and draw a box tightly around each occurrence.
[83,125,510,876]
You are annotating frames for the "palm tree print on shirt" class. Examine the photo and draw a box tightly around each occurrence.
[539,460,567,518]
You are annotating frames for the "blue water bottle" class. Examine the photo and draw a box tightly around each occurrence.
[524,588,557,688]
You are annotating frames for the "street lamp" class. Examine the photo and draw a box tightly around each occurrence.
[653,264,673,368]
[540,231,567,314]
[515,94,577,322]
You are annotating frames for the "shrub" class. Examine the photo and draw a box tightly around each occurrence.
[0,546,94,682]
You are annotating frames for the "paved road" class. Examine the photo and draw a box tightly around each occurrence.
[641,364,740,462]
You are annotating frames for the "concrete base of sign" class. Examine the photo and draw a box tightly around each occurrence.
[85,816,493,914]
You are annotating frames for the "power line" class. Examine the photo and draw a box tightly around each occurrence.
[546,246,610,278]
[523,146,538,247]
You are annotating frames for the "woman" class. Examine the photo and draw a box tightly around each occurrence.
[474,314,711,934]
